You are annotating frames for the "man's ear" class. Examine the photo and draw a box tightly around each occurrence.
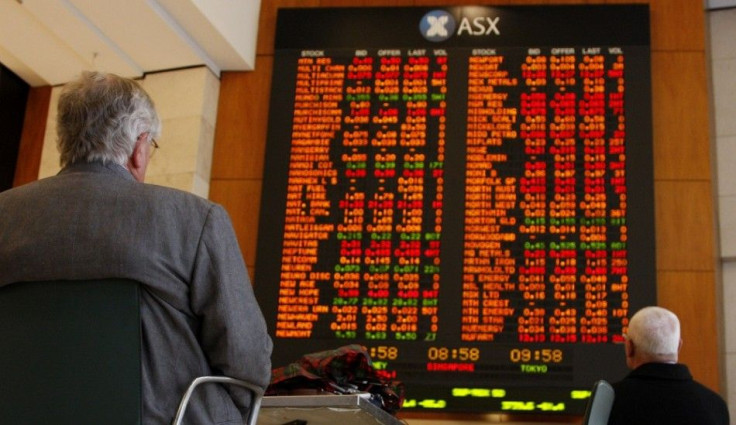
[131,139,146,166]
[625,338,635,358]
[127,135,148,182]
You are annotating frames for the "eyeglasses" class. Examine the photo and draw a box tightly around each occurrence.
[148,137,159,157]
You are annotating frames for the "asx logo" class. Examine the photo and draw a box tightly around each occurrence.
[419,10,456,42]
[420,9,501,42]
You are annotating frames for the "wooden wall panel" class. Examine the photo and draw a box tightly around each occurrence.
[605,0,647,5]
[651,51,711,180]
[649,0,706,51]
[658,271,720,389]
[655,180,716,270]
[211,58,273,180]
[209,179,263,273]
[13,85,50,187]
[320,0,415,5]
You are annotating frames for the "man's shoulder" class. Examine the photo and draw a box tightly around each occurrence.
[139,183,227,220]
[141,182,213,205]
[689,378,729,405]
[0,175,58,204]
[611,363,729,424]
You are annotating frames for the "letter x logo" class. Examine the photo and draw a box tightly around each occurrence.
[420,10,456,42]
[426,15,449,37]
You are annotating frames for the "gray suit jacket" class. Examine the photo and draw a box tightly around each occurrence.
[0,162,273,424]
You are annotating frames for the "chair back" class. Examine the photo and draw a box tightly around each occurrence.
[173,376,264,425]
[582,379,615,425]
[0,279,142,425]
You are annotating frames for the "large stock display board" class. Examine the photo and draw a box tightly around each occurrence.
[255,5,654,415]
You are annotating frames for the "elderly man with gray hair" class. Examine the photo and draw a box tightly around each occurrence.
[607,306,729,425]
[0,71,272,424]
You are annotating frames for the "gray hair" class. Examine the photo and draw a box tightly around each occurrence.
[627,306,680,361]
[56,71,161,167]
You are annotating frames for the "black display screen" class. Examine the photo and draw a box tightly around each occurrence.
[255,5,654,415]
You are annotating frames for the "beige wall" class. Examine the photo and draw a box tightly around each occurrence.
[38,66,219,198]
[711,5,736,417]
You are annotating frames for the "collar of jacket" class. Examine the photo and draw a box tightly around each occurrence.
[628,362,693,381]
[59,161,135,181]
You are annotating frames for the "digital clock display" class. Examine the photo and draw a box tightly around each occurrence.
[509,348,564,363]
[255,5,655,415]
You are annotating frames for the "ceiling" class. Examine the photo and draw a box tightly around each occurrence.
[0,0,261,87]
